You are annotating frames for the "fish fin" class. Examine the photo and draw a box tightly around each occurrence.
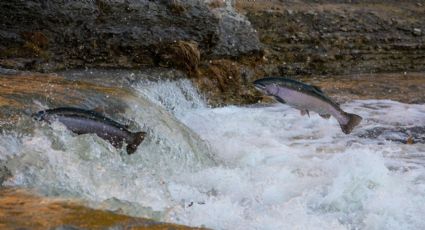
[273,96,286,104]
[126,131,146,154]
[300,110,310,117]
[310,85,338,105]
[340,113,362,134]
[91,108,130,129]
[319,114,331,119]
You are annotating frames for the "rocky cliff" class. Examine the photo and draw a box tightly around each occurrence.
[237,0,425,76]
[0,0,261,71]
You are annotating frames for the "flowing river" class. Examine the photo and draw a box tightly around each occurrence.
[1,69,425,229]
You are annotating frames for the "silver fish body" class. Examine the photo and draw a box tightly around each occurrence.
[253,77,362,134]
[32,107,146,154]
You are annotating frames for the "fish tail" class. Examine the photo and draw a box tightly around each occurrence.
[126,131,146,154]
[340,113,362,134]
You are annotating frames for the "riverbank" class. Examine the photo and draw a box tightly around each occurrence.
[0,187,205,229]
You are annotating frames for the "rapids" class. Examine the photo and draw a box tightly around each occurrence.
[1,70,424,229]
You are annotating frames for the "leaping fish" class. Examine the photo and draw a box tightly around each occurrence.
[253,77,362,134]
[32,107,146,154]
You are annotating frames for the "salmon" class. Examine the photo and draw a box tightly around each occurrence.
[32,107,146,154]
[253,77,362,134]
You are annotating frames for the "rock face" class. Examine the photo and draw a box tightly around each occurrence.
[193,0,425,106]
[208,1,262,57]
[0,0,261,71]
[0,188,204,229]
[237,0,425,75]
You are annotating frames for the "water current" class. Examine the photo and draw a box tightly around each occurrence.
[1,71,424,229]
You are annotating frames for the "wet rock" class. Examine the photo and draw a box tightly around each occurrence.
[358,126,425,144]
[210,7,261,57]
[0,0,261,71]
[0,165,12,186]
[239,1,425,75]
[0,188,204,229]
[52,225,85,230]
[413,28,422,36]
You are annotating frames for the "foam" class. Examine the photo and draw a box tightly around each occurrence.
[1,79,424,229]
[168,100,425,229]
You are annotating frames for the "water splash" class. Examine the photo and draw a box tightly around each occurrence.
[0,77,216,219]
[165,100,425,229]
[134,79,207,118]
[1,76,425,229]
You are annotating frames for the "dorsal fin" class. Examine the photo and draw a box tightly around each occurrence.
[88,108,130,129]
[309,85,339,105]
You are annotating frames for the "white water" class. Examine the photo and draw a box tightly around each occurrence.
[1,79,425,229]
[136,80,425,229]
[169,101,425,230]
